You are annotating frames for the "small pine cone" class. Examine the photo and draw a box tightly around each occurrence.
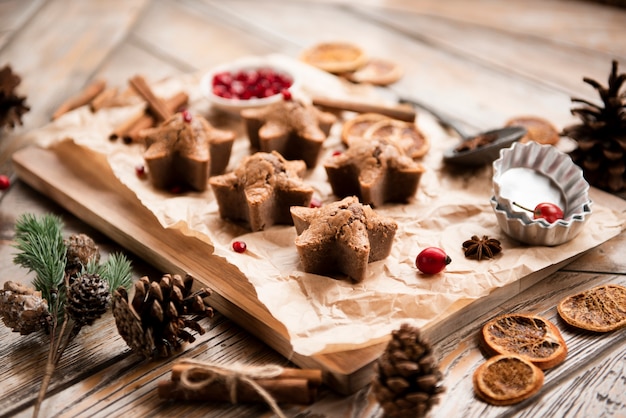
[66,273,110,326]
[372,323,445,418]
[64,233,101,278]
[0,281,51,335]
[0,65,30,129]
[112,273,213,358]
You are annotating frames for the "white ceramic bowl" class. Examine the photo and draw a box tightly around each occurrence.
[491,196,592,246]
[492,141,590,223]
[200,57,298,113]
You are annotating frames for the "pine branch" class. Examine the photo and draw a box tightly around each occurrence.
[13,214,67,308]
[83,252,133,292]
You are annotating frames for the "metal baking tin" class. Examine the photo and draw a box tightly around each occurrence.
[491,141,592,246]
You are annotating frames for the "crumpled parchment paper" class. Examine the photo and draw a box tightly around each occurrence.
[27,55,625,356]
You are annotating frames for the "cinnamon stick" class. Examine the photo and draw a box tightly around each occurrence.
[170,364,322,386]
[158,378,318,405]
[124,91,189,143]
[128,75,172,122]
[52,79,107,120]
[90,87,119,112]
[159,364,322,405]
[109,91,188,142]
[108,108,146,141]
[312,96,416,122]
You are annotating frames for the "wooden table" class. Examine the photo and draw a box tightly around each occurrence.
[1,1,625,417]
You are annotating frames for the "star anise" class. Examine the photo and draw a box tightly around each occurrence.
[462,235,502,260]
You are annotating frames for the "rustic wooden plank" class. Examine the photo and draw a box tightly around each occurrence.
[563,230,626,273]
[0,0,150,164]
[0,0,45,49]
[2,1,625,417]
[352,4,624,100]
[433,273,626,417]
[130,0,280,73]
[6,314,289,418]
[204,0,585,133]
[346,0,626,57]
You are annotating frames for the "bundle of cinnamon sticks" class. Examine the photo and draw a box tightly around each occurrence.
[51,75,189,144]
[158,360,323,405]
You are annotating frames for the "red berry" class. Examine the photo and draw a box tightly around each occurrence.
[533,202,564,223]
[181,109,192,122]
[0,175,10,190]
[332,150,343,157]
[309,198,322,208]
[281,89,292,101]
[135,164,146,178]
[211,67,293,101]
[415,247,451,275]
[232,241,247,253]
[513,201,563,223]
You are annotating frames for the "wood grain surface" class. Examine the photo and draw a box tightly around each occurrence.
[1,1,626,417]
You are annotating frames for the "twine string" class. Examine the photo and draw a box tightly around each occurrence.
[177,359,287,418]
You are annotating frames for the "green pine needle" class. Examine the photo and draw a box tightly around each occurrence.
[13,213,66,305]
[84,252,133,293]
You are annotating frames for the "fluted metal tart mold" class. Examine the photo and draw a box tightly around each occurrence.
[491,141,592,246]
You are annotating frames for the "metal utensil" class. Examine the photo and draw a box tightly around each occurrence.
[399,97,526,166]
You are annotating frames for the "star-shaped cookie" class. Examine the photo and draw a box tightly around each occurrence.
[324,138,425,207]
[142,111,235,191]
[240,99,336,168]
[209,151,314,231]
[290,196,397,282]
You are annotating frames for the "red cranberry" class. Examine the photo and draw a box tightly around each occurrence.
[232,241,247,253]
[181,110,192,123]
[309,198,322,208]
[135,164,146,178]
[211,67,293,101]
[281,89,292,101]
[332,150,343,157]
[0,174,10,190]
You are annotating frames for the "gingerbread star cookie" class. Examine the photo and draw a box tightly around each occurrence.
[240,99,337,168]
[290,196,398,282]
[209,151,314,231]
[142,111,235,191]
[325,138,425,207]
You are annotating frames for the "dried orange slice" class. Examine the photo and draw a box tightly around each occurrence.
[364,118,430,159]
[557,284,626,332]
[505,116,560,145]
[473,354,544,406]
[340,113,390,146]
[345,57,404,86]
[481,313,567,370]
[300,42,368,74]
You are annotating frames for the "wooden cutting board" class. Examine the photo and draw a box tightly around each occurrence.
[11,141,624,394]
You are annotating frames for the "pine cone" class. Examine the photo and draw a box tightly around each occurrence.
[64,233,101,278]
[563,60,626,192]
[112,273,213,358]
[66,273,110,326]
[0,281,51,335]
[0,65,30,129]
[372,323,445,418]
